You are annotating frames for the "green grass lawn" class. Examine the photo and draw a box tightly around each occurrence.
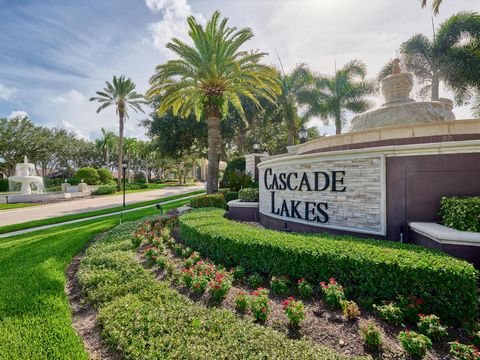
[0,197,192,360]
[0,203,40,211]
[0,190,204,235]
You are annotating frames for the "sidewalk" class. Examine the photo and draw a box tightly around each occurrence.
[0,185,203,227]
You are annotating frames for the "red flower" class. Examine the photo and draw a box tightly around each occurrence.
[329,278,337,285]
[415,298,425,305]
[298,278,305,284]
[320,281,327,288]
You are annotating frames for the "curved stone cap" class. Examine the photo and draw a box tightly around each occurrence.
[350,100,456,132]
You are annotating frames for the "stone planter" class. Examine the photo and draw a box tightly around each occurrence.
[227,199,259,221]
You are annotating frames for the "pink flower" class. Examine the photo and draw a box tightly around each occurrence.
[329,278,337,285]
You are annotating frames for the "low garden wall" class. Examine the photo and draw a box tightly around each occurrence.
[179,208,479,324]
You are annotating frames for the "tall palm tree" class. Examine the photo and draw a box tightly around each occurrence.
[420,0,443,15]
[123,137,138,182]
[90,75,145,187]
[378,12,480,107]
[271,64,315,146]
[301,60,374,135]
[97,128,116,168]
[147,11,281,194]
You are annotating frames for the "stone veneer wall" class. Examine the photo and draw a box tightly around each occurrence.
[259,155,385,235]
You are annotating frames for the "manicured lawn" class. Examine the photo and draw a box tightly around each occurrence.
[0,190,204,234]
[0,203,40,211]
[106,182,199,195]
[0,197,192,360]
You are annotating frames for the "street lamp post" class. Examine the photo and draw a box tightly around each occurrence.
[299,126,308,144]
[253,140,260,153]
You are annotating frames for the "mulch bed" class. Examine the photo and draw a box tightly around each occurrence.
[137,231,455,360]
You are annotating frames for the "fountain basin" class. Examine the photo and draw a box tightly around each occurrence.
[9,176,44,195]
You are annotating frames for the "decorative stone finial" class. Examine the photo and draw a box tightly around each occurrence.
[392,58,401,74]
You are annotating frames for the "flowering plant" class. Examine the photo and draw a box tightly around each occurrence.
[320,278,345,309]
[191,275,209,294]
[270,275,290,295]
[235,291,249,313]
[209,271,232,303]
[297,278,313,298]
[374,302,404,325]
[360,321,382,349]
[181,268,194,288]
[397,330,432,359]
[247,273,264,289]
[282,296,305,327]
[341,300,361,320]
[232,266,245,283]
[397,295,425,324]
[449,341,480,360]
[250,288,270,322]
[417,314,447,340]
[155,255,169,270]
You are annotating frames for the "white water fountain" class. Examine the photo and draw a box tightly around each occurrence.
[8,156,44,195]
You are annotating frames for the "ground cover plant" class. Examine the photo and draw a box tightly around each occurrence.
[0,189,204,234]
[0,196,193,359]
[441,196,480,232]
[78,218,354,359]
[178,208,479,325]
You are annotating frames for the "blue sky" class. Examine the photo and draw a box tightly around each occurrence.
[1,0,479,140]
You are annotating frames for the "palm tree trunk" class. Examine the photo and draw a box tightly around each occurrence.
[335,112,342,135]
[431,73,440,101]
[207,115,221,194]
[117,113,124,190]
[287,129,295,146]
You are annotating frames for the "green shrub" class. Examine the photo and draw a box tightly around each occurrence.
[124,182,149,190]
[247,273,264,289]
[224,191,239,203]
[74,167,100,185]
[189,194,226,209]
[297,278,313,298]
[222,169,253,192]
[397,330,432,359]
[441,196,480,232]
[320,278,346,309]
[97,168,113,184]
[239,188,259,202]
[217,188,230,197]
[360,321,382,349]
[282,296,306,327]
[91,185,117,196]
[250,288,270,322]
[417,314,448,340]
[235,291,249,312]
[178,208,479,324]
[220,156,245,187]
[81,220,345,360]
[374,303,405,325]
[270,275,290,295]
[341,300,361,321]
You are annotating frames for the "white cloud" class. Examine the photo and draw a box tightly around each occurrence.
[146,0,204,57]
[51,89,85,104]
[0,84,18,101]
[8,110,29,119]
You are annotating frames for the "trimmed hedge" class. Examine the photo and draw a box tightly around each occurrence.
[225,191,239,203]
[190,194,226,209]
[77,219,352,360]
[179,208,479,324]
[441,196,480,232]
[74,167,100,185]
[239,188,259,202]
[92,185,117,196]
[0,179,8,192]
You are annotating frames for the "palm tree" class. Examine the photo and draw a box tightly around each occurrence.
[271,64,315,146]
[123,137,138,182]
[301,60,374,135]
[378,12,480,107]
[97,128,116,168]
[90,75,145,187]
[420,0,443,15]
[147,11,281,194]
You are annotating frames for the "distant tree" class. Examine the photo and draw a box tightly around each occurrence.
[378,12,480,110]
[272,64,315,146]
[420,0,443,15]
[123,137,138,182]
[300,60,374,134]
[147,11,281,193]
[96,128,116,168]
[0,116,39,176]
[90,75,145,188]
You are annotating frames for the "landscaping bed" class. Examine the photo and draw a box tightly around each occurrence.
[77,218,355,359]
[178,208,479,325]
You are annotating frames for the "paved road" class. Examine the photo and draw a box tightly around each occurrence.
[0,185,204,227]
